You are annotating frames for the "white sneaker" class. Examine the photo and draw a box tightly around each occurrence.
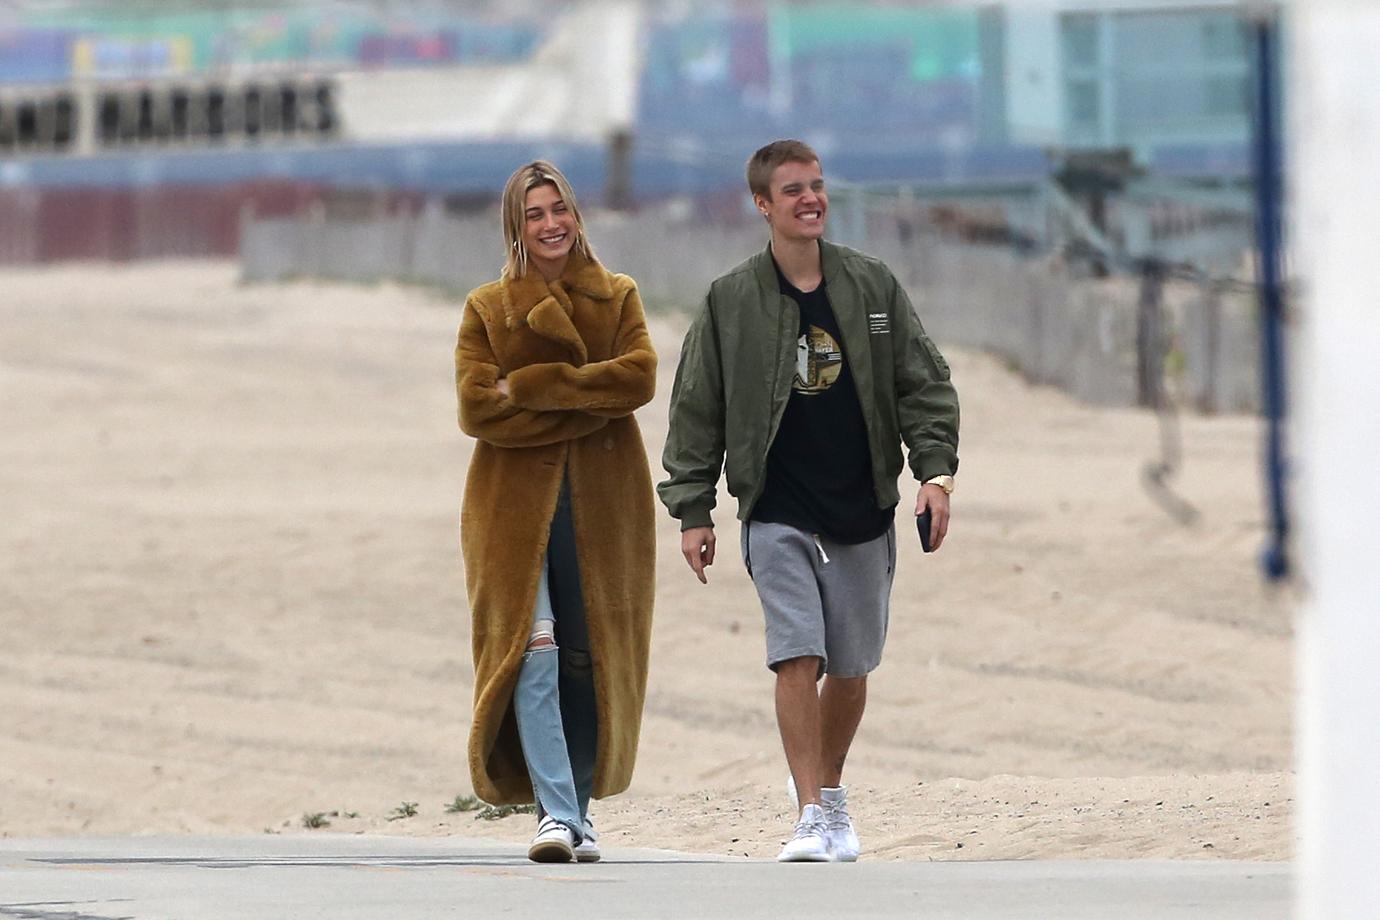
[574,817,601,863]
[527,816,575,863]
[787,776,861,862]
[777,803,834,862]
[821,786,861,862]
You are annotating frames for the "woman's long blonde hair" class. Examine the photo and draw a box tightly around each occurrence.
[500,160,595,279]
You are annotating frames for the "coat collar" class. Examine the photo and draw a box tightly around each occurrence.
[499,249,614,366]
[502,248,615,316]
[751,238,843,294]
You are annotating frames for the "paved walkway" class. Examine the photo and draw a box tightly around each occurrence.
[0,836,1290,920]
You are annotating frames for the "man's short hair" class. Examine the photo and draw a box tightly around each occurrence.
[746,139,820,200]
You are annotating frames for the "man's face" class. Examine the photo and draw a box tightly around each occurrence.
[756,159,827,243]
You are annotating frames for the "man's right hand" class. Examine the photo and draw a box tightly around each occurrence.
[681,526,716,584]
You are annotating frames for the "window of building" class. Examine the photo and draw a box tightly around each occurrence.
[1063,14,1100,69]
[1066,78,1101,132]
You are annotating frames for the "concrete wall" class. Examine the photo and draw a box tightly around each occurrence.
[240,209,1259,414]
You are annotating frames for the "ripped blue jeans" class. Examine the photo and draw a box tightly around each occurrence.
[512,477,597,839]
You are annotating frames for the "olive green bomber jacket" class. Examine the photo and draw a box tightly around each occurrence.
[658,239,960,531]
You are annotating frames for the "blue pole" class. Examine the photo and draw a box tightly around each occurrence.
[1253,14,1289,580]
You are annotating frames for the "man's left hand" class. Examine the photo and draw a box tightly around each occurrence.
[915,484,951,551]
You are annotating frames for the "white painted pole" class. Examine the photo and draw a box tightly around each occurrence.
[1291,2,1380,918]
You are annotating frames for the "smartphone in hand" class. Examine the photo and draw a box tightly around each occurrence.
[916,508,934,553]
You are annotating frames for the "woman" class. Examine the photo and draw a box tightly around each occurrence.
[455,161,657,863]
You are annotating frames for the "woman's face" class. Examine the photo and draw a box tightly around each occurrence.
[522,183,577,278]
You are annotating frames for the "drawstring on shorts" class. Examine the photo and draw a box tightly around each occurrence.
[812,533,830,565]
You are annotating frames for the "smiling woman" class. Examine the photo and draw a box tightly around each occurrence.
[455,160,658,865]
[500,161,595,283]
[520,185,577,279]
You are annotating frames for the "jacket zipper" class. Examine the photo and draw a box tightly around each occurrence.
[742,293,798,518]
[829,272,885,505]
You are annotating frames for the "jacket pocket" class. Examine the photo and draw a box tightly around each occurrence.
[922,336,951,380]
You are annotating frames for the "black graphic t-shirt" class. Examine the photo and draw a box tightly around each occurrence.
[750,260,895,544]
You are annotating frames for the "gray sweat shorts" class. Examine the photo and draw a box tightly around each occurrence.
[739,519,896,678]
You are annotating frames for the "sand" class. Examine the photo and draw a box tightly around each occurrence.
[0,261,1292,860]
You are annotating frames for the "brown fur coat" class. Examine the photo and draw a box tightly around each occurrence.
[455,250,657,805]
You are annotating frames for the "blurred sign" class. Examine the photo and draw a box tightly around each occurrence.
[72,36,194,78]
[0,30,73,83]
[93,80,338,147]
[356,32,458,66]
[2,10,544,81]
[640,7,983,139]
[0,91,77,153]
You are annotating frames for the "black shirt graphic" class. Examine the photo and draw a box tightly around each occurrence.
[750,260,895,544]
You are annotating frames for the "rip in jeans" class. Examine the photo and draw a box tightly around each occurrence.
[525,618,557,659]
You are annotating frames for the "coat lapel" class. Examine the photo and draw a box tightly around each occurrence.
[500,273,549,330]
[526,291,587,365]
[499,250,615,367]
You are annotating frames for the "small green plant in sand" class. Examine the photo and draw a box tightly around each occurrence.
[474,803,537,821]
[388,801,420,821]
[301,812,331,829]
[445,794,482,814]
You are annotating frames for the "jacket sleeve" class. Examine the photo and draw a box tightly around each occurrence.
[656,294,726,530]
[503,283,657,418]
[455,297,609,448]
[890,271,960,481]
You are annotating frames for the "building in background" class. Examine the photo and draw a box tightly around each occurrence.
[1004,0,1253,175]
[0,0,1261,262]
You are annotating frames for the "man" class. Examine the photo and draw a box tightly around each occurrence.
[658,140,959,862]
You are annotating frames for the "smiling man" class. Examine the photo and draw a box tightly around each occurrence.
[658,139,960,862]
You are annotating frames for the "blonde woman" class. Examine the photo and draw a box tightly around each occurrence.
[455,161,657,863]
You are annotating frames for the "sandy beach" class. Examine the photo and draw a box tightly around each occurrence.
[0,261,1291,860]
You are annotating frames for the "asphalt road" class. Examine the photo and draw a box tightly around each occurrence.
[0,835,1291,920]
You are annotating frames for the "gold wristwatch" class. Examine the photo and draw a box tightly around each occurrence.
[924,474,955,495]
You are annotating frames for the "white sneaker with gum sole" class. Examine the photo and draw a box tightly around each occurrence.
[528,816,576,863]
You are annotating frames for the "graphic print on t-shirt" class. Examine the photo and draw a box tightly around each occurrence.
[793,325,844,395]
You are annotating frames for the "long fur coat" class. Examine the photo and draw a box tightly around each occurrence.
[455,250,657,804]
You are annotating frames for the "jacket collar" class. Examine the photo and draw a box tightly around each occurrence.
[751,239,843,294]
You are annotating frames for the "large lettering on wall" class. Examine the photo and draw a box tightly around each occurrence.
[0,79,338,154]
